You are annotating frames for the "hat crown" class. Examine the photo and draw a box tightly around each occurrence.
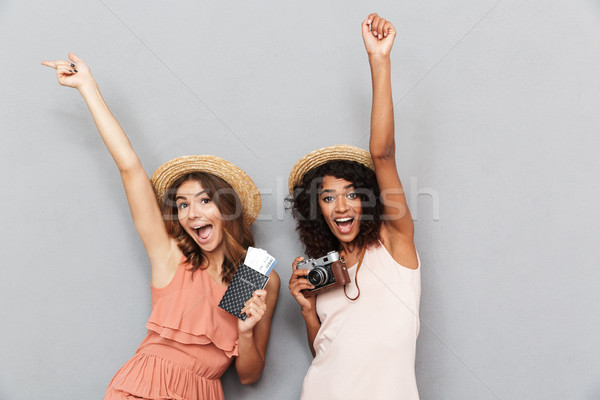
[151,155,261,225]
[288,145,374,196]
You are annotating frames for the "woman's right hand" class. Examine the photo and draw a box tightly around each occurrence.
[362,13,396,57]
[41,52,95,90]
[289,257,317,316]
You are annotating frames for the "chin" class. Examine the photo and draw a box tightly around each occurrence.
[337,233,359,245]
[196,237,222,253]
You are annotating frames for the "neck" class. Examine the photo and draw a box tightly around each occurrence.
[339,240,361,257]
[203,246,225,275]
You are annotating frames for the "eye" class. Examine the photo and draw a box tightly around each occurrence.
[200,197,211,205]
[321,195,334,203]
[347,192,358,200]
[177,202,188,210]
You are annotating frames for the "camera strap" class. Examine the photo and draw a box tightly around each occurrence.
[343,247,366,301]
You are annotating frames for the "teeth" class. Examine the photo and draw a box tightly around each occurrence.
[335,217,352,222]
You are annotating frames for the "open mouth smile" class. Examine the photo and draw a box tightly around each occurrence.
[191,223,213,242]
[333,216,355,234]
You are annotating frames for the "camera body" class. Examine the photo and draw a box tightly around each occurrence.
[297,251,350,296]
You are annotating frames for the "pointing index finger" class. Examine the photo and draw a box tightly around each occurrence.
[41,60,57,69]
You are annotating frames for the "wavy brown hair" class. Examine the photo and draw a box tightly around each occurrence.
[287,160,383,258]
[162,172,254,284]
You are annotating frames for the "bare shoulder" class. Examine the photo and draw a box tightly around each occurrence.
[379,224,419,270]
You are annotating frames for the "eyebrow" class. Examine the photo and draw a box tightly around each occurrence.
[318,184,355,195]
[175,190,208,201]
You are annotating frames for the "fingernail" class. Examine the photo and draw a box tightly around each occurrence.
[373,31,377,36]
[378,34,382,39]
[74,69,78,72]
[70,63,75,67]
[69,69,73,72]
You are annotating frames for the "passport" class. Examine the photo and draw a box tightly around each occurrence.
[218,264,269,320]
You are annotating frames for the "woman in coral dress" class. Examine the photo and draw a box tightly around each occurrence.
[42,54,280,400]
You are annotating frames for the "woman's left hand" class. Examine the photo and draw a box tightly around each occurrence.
[238,289,268,334]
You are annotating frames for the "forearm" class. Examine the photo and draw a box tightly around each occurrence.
[78,82,141,172]
[368,54,395,159]
[302,309,321,357]
[235,330,265,385]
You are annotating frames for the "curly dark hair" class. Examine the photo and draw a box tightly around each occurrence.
[287,160,383,258]
[162,172,254,284]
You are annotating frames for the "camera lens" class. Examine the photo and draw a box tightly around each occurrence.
[308,267,329,286]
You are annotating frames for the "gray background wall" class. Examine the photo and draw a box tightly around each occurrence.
[1,0,599,399]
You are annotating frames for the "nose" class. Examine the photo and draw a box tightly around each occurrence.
[334,195,349,213]
[187,201,202,219]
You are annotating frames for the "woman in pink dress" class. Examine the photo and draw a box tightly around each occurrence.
[287,14,421,399]
[42,54,280,399]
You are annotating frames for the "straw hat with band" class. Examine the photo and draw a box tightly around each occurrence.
[288,144,375,196]
[151,155,261,225]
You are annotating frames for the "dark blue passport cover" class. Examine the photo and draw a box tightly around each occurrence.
[218,264,269,320]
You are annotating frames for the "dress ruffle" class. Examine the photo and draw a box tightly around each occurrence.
[146,314,238,358]
[105,352,224,400]
[105,259,240,400]
[147,261,239,358]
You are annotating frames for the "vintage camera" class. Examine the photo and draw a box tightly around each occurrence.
[297,251,350,296]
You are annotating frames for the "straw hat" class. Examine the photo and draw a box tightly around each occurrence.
[151,155,261,225]
[288,145,375,195]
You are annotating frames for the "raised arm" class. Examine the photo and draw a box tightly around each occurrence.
[42,53,178,285]
[362,15,418,268]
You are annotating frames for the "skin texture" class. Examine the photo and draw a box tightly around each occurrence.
[42,53,280,384]
[289,13,419,357]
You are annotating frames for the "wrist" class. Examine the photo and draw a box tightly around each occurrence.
[77,80,99,95]
[368,53,391,64]
[301,307,317,319]
[238,328,254,340]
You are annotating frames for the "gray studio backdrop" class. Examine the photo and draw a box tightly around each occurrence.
[1,0,599,399]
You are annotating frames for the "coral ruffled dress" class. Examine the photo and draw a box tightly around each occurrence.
[105,257,239,400]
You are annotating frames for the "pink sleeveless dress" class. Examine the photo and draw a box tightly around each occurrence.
[105,257,239,400]
[300,243,421,400]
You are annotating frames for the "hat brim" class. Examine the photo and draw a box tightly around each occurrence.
[288,145,374,196]
[151,155,261,225]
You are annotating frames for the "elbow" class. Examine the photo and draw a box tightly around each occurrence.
[370,149,395,162]
[370,144,395,161]
[116,153,144,175]
[118,161,144,176]
[239,371,262,386]
[238,360,265,385]
[239,377,257,386]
